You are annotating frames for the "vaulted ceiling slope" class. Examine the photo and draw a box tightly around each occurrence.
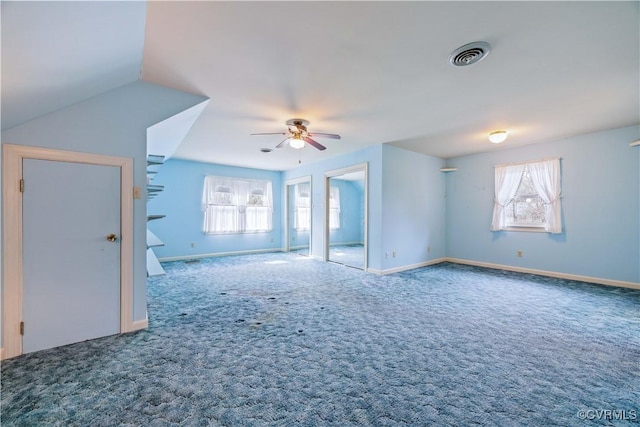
[1,1,147,130]
[3,2,638,172]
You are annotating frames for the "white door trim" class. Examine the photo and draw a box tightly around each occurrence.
[1,144,134,360]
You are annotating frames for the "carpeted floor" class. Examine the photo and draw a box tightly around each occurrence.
[329,244,365,270]
[2,253,639,426]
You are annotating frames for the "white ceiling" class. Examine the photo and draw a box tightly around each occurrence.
[3,2,639,171]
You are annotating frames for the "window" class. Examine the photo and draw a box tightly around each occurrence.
[202,176,272,234]
[294,183,311,231]
[329,186,340,229]
[491,158,562,233]
[505,167,546,228]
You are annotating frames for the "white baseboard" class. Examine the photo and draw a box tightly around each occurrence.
[445,258,640,290]
[158,248,283,262]
[368,258,448,275]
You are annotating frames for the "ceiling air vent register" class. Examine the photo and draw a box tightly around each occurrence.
[449,41,492,66]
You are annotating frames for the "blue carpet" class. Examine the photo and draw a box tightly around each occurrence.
[2,253,639,426]
[329,244,365,270]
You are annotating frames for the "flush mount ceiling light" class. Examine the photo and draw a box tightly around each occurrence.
[488,130,508,144]
[449,41,492,66]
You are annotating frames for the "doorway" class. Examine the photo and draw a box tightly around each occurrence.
[2,144,133,359]
[325,163,368,271]
[285,176,312,257]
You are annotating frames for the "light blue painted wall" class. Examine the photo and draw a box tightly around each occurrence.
[1,80,207,325]
[283,145,383,271]
[445,125,640,284]
[147,159,283,259]
[329,178,364,245]
[380,145,446,271]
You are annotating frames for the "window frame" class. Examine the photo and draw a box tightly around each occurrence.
[202,175,273,235]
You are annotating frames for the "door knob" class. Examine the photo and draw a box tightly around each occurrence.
[106,233,118,242]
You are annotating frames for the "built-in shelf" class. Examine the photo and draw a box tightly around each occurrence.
[146,154,166,276]
[147,229,164,248]
[630,140,640,147]
[440,167,458,172]
[146,248,165,276]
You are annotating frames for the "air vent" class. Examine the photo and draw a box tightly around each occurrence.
[449,41,491,67]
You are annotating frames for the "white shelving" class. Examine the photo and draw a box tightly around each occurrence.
[147,154,166,276]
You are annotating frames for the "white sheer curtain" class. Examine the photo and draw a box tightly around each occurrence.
[490,164,525,231]
[527,158,562,233]
[245,180,273,232]
[329,186,341,229]
[294,183,311,231]
[202,175,272,233]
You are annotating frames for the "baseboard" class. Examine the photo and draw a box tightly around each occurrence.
[158,248,283,262]
[368,258,447,275]
[445,258,640,291]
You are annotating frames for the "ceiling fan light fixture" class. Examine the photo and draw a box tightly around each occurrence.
[289,135,305,149]
[488,130,508,144]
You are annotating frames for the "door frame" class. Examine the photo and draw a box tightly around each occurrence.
[284,175,312,254]
[324,163,368,271]
[2,144,134,360]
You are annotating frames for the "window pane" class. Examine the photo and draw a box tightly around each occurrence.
[505,167,546,227]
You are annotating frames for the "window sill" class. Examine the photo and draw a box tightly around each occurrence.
[503,226,547,233]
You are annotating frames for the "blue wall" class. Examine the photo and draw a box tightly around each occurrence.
[380,145,446,271]
[445,125,640,284]
[147,159,283,259]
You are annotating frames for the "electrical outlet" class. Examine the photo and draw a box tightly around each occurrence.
[427,246,431,253]
[392,251,396,258]
[517,250,523,257]
[385,252,389,259]
[190,242,196,248]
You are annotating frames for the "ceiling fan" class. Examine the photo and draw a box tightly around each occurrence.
[251,118,341,151]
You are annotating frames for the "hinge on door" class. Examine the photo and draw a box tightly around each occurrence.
[20,321,24,336]
[19,179,24,193]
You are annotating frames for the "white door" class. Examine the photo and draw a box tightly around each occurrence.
[22,159,121,353]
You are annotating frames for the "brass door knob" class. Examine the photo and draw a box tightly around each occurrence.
[106,234,118,242]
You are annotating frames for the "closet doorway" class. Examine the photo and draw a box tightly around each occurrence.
[325,163,368,271]
[285,176,312,257]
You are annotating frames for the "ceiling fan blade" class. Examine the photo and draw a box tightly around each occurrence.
[303,137,326,151]
[275,138,290,148]
[250,132,287,136]
[308,132,341,140]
